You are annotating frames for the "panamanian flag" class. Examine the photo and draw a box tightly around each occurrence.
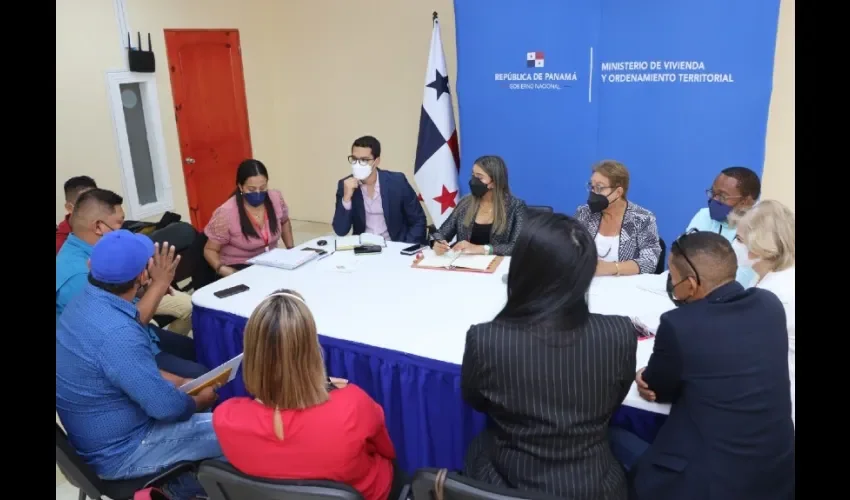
[414,14,460,228]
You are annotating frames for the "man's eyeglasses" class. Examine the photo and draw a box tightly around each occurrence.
[705,189,742,204]
[671,228,701,285]
[347,156,374,166]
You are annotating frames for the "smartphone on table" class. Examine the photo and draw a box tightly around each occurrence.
[401,244,426,256]
[213,284,250,299]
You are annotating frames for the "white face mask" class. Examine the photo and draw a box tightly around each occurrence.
[732,239,758,268]
[351,164,372,181]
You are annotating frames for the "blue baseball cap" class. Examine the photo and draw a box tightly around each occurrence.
[90,230,155,284]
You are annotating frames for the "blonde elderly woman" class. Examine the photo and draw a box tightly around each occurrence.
[732,200,795,425]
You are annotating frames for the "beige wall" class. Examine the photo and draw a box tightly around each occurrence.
[56,0,794,223]
[762,0,795,210]
[56,0,281,222]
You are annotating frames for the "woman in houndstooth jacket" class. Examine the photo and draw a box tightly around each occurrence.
[574,160,661,276]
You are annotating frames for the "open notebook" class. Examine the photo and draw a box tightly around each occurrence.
[416,253,496,271]
[247,247,328,270]
[335,233,386,251]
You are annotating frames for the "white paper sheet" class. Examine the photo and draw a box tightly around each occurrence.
[178,353,243,396]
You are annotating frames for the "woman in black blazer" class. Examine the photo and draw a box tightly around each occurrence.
[432,155,526,256]
[462,211,637,500]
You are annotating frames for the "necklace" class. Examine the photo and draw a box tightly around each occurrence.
[247,206,265,222]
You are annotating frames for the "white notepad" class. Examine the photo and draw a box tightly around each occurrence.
[179,353,243,396]
[335,233,386,251]
[417,253,496,271]
[247,248,327,270]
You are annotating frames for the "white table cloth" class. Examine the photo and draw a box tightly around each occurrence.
[194,238,673,414]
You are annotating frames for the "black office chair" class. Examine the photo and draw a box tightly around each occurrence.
[147,221,200,292]
[526,205,554,213]
[410,468,562,500]
[56,423,195,500]
[655,237,667,274]
[197,460,365,500]
[187,232,220,291]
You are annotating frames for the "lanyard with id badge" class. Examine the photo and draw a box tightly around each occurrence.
[251,211,271,252]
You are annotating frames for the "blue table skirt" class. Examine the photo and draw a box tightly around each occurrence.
[194,305,667,473]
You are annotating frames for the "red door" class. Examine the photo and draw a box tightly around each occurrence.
[164,29,253,230]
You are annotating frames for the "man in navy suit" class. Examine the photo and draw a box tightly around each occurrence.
[332,135,427,244]
[631,231,794,500]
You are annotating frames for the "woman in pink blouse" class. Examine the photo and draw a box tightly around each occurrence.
[203,159,294,277]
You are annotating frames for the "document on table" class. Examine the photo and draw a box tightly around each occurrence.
[247,247,328,270]
[417,252,495,271]
[635,272,670,298]
[178,353,243,396]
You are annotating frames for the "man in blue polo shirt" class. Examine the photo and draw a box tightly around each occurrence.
[56,230,223,499]
[56,188,205,378]
[686,166,761,286]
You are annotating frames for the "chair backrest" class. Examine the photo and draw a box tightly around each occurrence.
[148,221,197,254]
[56,423,104,499]
[656,237,667,274]
[526,205,554,214]
[187,232,219,291]
[411,468,562,500]
[197,461,364,500]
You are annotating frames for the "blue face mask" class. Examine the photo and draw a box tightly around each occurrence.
[244,191,267,207]
[707,199,733,223]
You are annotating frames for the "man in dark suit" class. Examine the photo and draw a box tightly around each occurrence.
[631,231,794,500]
[332,135,427,244]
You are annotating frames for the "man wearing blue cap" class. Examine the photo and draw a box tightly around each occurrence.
[57,230,223,499]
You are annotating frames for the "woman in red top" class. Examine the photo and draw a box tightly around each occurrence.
[212,289,406,500]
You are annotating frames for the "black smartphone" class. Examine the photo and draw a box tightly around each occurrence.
[400,244,425,255]
[213,284,250,299]
[354,244,383,255]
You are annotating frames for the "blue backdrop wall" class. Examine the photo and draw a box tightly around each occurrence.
[453,0,781,250]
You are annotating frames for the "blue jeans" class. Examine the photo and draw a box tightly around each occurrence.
[153,326,208,379]
[609,427,650,472]
[99,413,223,500]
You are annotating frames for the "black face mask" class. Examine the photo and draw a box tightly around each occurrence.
[665,273,694,307]
[587,192,610,213]
[469,177,489,198]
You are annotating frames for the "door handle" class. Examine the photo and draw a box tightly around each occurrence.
[185,157,195,164]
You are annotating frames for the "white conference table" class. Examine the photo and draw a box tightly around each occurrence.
[193,238,673,415]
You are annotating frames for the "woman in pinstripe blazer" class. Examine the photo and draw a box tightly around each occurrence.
[461,211,637,500]
[574,160,661,275]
